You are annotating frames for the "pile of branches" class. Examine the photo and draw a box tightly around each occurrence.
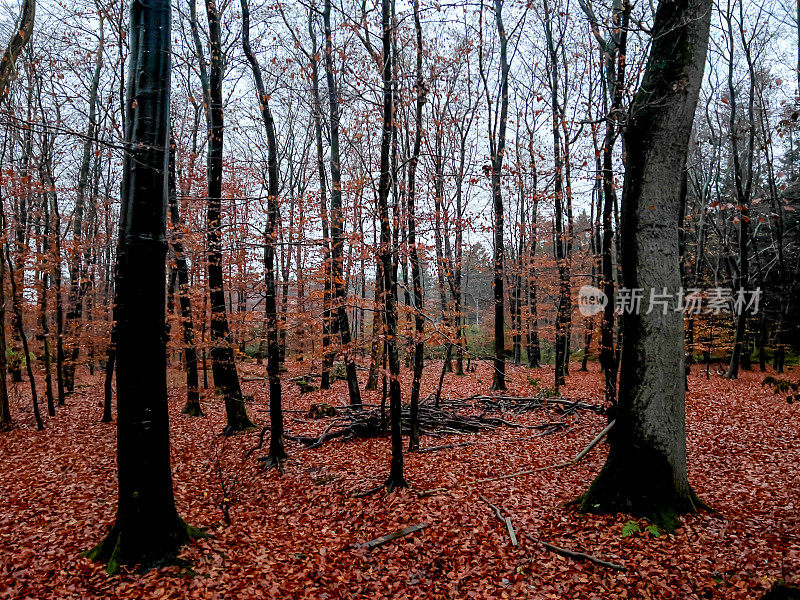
[289,395,604,449]
[455,395,606,416]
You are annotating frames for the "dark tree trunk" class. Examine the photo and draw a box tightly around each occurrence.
[39,188,55,417]
[406,0,425,453]
[580,0,712,530]
[366,256,384,391]
[544,0,569,389]
[203,0,254,434]
[83,0,202,572]
[723,6,755,380]
[322,0,361,406]
[103,320,116,424]
[3,223,42,430]
[39,133,67,406]
[0,0,34,99]
[241,0,285,466]
[168,137,202,417]
[527,150,541,368]
[0,242,8,428]
[0,150,9,428]
[379,0,406,491]
[306,6,333,388]
[486,0,509,391]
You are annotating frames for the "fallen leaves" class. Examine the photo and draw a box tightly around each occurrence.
[0,361,797,598]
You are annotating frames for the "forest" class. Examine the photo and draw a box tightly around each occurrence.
[0,0,798,597]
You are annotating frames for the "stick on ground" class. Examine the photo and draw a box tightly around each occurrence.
[356,523,430,549]
[419,420,615,497]
[532,538,626,571]
[481,496,519,547]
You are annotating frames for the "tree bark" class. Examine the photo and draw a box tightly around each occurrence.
[83,0,201,572]
[406,0,425,453]
[167,137,202,417]
[203,0,254,434]
[323,0,361,406]
[0,0,35,101]
[241,0,285,465]
[580,0,712,530]
[379,0,406,490]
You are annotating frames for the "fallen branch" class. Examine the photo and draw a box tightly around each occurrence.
[418,420,615,497]
[418,442,474,454]
[294,395,604,450]
[481,496,517,546]
[356,523,430,549]
[532,538,626,571]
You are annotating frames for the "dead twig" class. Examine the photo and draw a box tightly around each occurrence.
[418,442,474,454]
[481,495,518,546]
[531,538,626,571]
[418,420,615,497]
[356,523,430,549]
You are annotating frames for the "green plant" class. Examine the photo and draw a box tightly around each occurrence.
[5,348,24,372]
[644,524,661,538]
[621,521,640,537]
[542,385,559,397]
[621,519,661,538]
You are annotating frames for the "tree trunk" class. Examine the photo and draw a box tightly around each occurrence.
[487,0,509,391]
[379,0,406,490]
[579,0,712,530]
[65,20,104,392]
[203,0,254,434]
[241,0,285,466]
[168,137,202,417]
[406,0,425,453]
[323,0,361,406]
[83,0,202,572]
[0,0,34,101]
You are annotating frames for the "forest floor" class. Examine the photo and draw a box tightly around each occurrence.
[0,359,798,599]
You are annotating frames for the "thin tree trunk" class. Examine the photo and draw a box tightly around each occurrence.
[203,0,254,434]
[323,0,361,405]
[168,137,202,417]
[406,0,425,453]
[241,0,285,465]
[379,0,406,490]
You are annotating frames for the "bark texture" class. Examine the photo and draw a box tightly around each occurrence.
[580,0,712,530]
[83,0,201,573]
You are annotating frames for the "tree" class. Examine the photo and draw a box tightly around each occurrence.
[479,0,511,390]
[322,0,362,406]
[202,0,255,434]
[577,0,630,405]
[579,0,712,530]
[83,0,202,573]
[241,0,285,467]
[723,0,756,380]
[378,0,406,491]
[406,0,426,452]
[0,0,35,101]
[168,136,202,417]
